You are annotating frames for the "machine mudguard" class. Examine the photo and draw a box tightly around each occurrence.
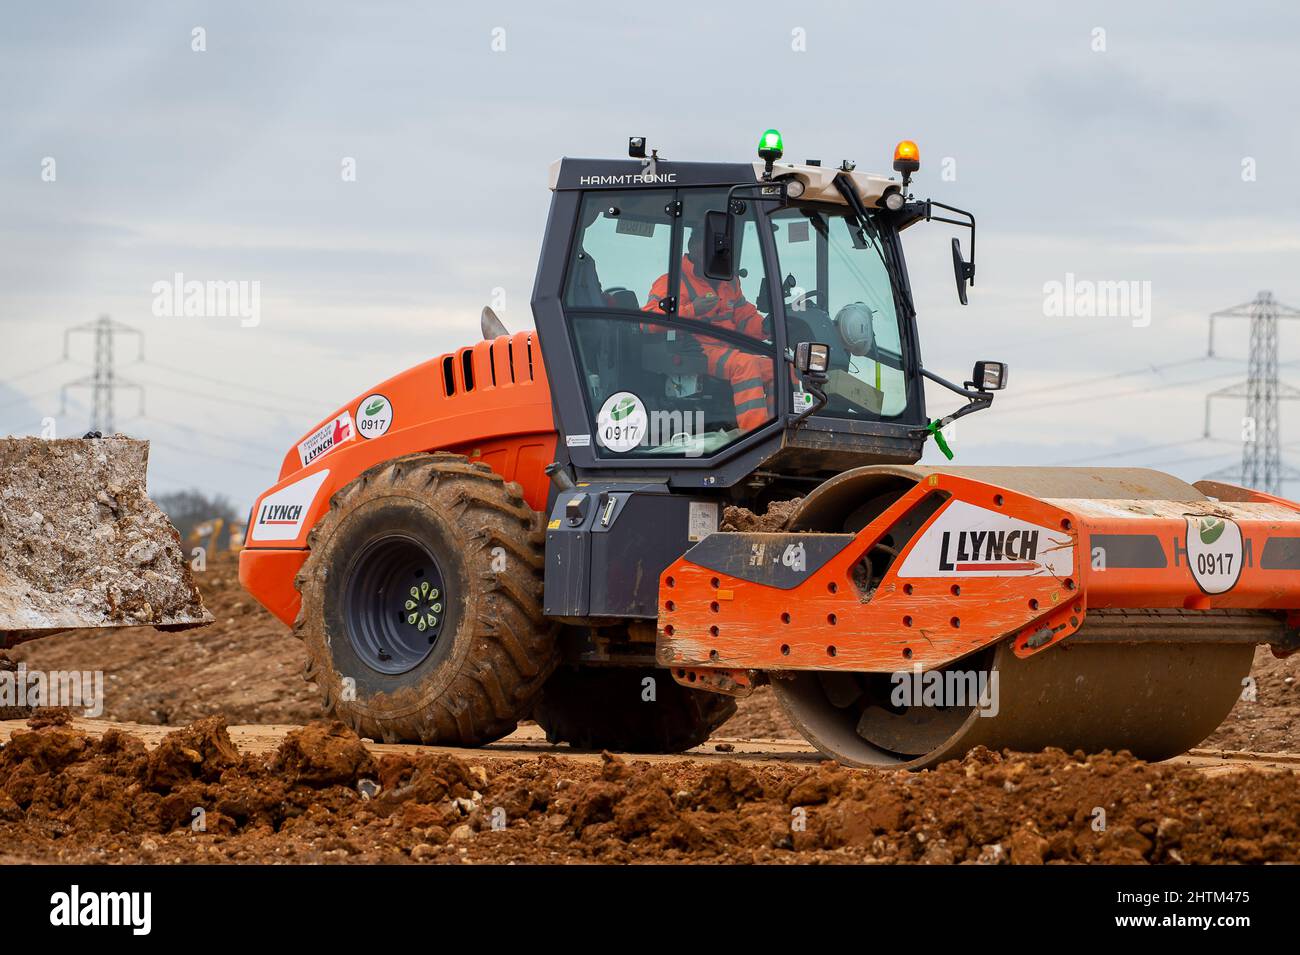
[239,332,557,626]
[656,469,1300,677]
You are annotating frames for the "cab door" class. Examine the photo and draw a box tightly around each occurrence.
[559,186,782,461]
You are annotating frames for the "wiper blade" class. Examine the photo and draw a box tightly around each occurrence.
[832,174,916,318]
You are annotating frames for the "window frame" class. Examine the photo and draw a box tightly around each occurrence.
[563,188,677,314]
[767,199,920,422]
[561,187,779,351]
[558,186,787,466]
[552,186,928,471]
[565,309,783,460]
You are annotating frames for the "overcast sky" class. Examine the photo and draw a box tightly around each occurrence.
[3,0,1299,510]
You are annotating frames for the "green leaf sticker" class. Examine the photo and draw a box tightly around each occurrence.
[1199,517,1225,545]
[364,399,384,416]
[611,396,636,421]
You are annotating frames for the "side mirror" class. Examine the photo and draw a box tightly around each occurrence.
[971,360,1008,391]
[702,210,736,280]
[951,237,974,306]
[795,342,831,378]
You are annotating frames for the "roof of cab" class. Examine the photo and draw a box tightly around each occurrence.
[548,157,898,208]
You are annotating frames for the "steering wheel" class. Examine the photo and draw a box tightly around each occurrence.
[788,288,825,314]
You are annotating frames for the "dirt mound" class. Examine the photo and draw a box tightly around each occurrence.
[145,715,241,788]
[0,437,208,644]
[11,552,317,725]
[272,721,376,787]
[719,498,803,533]
[1,716,1298,864]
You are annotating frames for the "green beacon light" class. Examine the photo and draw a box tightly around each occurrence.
[757,128,784,179]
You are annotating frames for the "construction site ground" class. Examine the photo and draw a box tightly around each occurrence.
[4,553,1298,865]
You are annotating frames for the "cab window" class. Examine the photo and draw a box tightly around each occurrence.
[664,189,772,343]
[770,205,910,419]
[569,315,775,458]
[564,190,673,311]
[563,188,778,457]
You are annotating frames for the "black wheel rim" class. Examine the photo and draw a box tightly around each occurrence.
[342,533,448,675]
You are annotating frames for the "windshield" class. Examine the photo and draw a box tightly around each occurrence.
[770,205,910,419]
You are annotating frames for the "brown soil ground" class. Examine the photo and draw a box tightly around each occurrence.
[1201,647,1298,751]
[11,553,1298,752]
[1,713,1297,865]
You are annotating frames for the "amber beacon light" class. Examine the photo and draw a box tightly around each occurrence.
[892,139,920,174]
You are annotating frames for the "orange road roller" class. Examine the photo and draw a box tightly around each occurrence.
[240,132,1300,767]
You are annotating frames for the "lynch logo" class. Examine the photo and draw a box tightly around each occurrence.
[577,172,677,185]
[259,503,303,526]
[939,528,1039,571]
[896,501,1072,580]
[248,469,330,544]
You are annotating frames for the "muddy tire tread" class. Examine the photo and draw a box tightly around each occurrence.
[294,452,557,745]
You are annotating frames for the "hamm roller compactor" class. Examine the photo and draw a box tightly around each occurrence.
[240,132,1300,768]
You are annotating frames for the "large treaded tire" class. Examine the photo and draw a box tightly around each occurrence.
[532,665,737,753]
[295,452,557,745]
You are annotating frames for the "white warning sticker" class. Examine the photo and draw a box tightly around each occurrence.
[297,412,354,467]
[688,501,718,542]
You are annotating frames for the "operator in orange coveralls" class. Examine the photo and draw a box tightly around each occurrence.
[644,227,774,431]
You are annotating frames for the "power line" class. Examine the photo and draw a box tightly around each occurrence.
[1045,437,1217,467]
[992,365,1250,417]
[134,358,334,414]
[131,412,289,458]
[128,372,323,418]
[145,435,273,471]
[1009,355,1215,400]
[0,357,79,386]
[1144,450,1247,469]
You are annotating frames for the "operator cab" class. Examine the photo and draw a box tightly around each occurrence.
[534,133,1000,485]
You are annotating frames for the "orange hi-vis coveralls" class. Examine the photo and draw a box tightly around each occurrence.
[644,257,775,431]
